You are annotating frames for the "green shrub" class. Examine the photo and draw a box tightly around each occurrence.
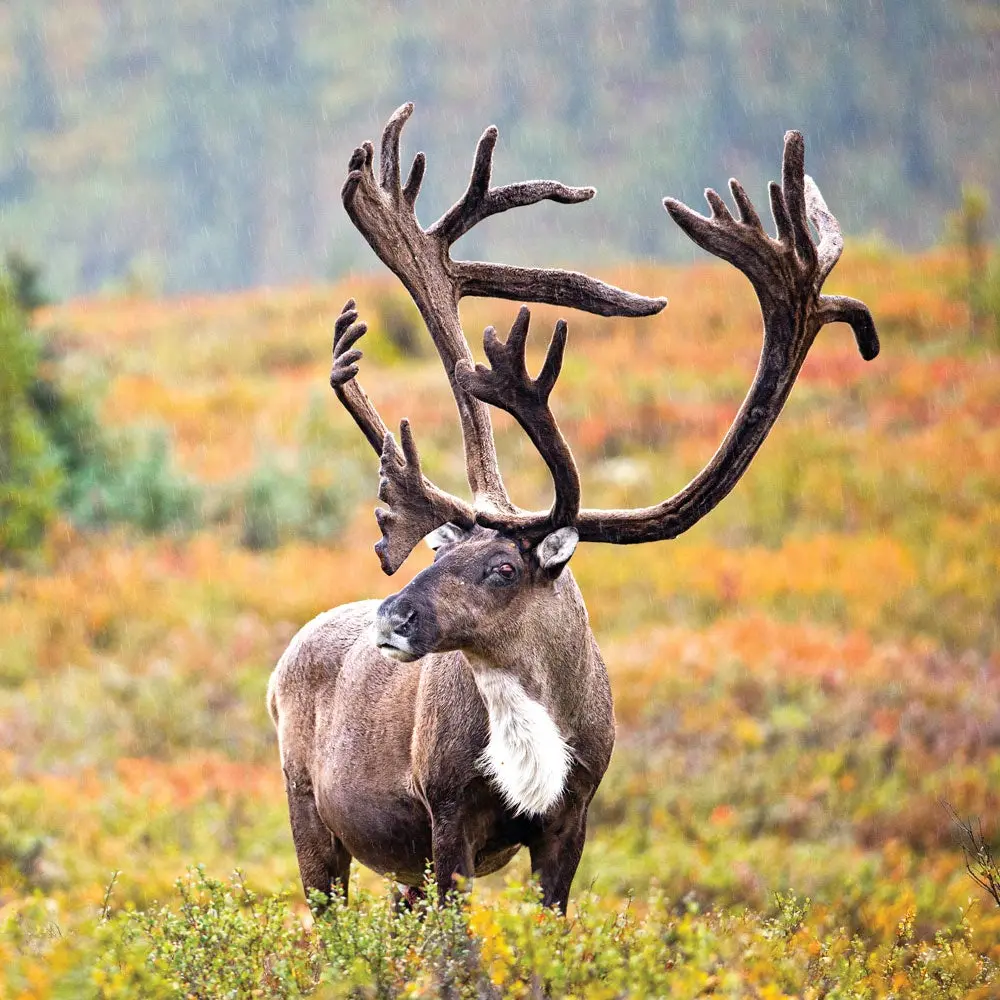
[240,459,304,551]
[0,278,61,558]
[947,184,1000,346]
[374,289,425,359]
[134,868,316,997]
[28,337,203,537]
[0,261,203,546]
[238,456,364,551]
[4,250,49,313]
[239,397,366,550]
[6,870,994,998]
[67,426,202,535]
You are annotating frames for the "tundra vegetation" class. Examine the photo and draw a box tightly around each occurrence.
[0,244,998,995]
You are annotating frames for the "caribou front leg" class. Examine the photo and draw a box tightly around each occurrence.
[431,808,476,903]
[529,806,589,914]
[285,778,352,912]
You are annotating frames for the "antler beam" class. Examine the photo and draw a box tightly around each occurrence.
[571,130,878,544]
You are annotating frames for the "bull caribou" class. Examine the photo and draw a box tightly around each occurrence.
[267,103,879,913]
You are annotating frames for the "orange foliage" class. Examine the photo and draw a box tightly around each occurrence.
[115,755,282,808]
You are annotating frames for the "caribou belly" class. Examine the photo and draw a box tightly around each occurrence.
[318,777,433,885]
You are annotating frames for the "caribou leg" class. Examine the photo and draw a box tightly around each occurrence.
[286,782,352,911]
[393,883,427,913]
[431,810,475,903]
[529,806,589,914]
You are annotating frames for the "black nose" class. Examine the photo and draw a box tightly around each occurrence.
[379,595,418,637]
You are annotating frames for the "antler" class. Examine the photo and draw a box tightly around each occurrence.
[571,130,878,544]
[341,103,665,568]
[337,117,876,569]
[329,299,389,455]
[330,300,474,574]
[455,306,580,532]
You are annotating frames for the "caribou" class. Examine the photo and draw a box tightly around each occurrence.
[267,103,879,913]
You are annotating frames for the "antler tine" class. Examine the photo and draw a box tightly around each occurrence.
[430,125,597,247]
[429,125,497,242]
[402,152,426,206]
[817,293,880,361]
[456,307,581,534]
[374,420,475,575]
[330,299,389,455]
[804,174,843,284]
[780,131,818,269]
[456,262,666,318]
[341,141,373,208]
[330,301,474,574]
[572,129,879,546]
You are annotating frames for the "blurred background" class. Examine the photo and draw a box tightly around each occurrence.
[1,1,999,994]
[0,0,998,297]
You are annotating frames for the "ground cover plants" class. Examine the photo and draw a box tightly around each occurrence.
[1,248,998,996]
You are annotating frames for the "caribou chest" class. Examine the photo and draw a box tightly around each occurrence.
[471,668,572,817]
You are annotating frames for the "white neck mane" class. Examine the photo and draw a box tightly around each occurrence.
[472,668,572,817]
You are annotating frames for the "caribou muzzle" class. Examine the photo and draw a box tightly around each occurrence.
[374,593,437,662]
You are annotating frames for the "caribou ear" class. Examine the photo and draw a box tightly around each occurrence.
[535,526,579,578]
[425,523,466,551]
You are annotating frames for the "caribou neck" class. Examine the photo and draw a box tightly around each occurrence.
[462,570,595,742]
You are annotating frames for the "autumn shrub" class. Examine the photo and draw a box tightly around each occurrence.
[3,870,996,999]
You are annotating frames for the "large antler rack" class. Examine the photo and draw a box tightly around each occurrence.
[336,111,877,572]
[338,103,666,573]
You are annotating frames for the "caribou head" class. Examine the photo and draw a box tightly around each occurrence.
[375,522,580,663]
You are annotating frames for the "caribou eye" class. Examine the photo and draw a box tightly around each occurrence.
[490,563,517,582]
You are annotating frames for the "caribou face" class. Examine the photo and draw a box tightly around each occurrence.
[374,524,579,663]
